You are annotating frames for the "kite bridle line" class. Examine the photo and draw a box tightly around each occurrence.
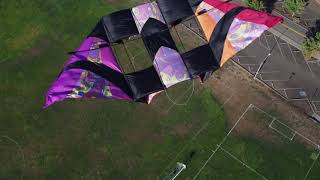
[132,8,195,106]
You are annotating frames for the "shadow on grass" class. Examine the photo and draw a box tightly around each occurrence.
[306,19,320,38]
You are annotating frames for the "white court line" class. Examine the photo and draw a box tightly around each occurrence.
[287,43,298,64]
[258,71,281,74]
[219,146,268,180]
[237,62,260,66]
[282,87,305,90]
[259,34,270,51]
[311,102,320,112]
[288,98,309,101]
[263,33,271,50]
[273,34,285,58]
[283,89,289,99]
[236,55,257,58]
[307,99,317,115]
[193,104,254,180]
[303,151,320,180]
[260,79,289,82]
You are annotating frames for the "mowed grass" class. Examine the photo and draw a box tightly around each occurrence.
[1,0,320,179]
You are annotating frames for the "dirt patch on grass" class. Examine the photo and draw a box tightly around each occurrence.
[207,61,320,147]
[170,123,193,137]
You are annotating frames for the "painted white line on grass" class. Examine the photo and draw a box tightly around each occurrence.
[193,104,253,180]
[252,105,320,149]
[269,119,295,141]
[1,136,25,180]
[161,83,236,177]
[303,151,320,180]
[219,146,268,180]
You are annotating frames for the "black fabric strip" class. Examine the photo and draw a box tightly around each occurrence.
[209,6,246,64]
[156,0,194,25]
[67,43,110,55]
[200,6,246,82]
[64,61,133,98]
[88,20,109,42]
[141,18,178,59]
[102,9,139,43]
[125,66,165,101]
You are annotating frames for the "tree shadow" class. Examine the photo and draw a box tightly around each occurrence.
[306,19,320,38]
[263,0,278,13]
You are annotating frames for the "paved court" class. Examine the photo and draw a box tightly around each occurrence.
[233,31,320,119]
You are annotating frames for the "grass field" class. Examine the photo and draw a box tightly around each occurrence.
[1,0,320,179]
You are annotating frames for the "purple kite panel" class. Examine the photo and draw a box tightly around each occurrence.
[154,47,191,88]
[132,1,166,32]
[44,37,131,108]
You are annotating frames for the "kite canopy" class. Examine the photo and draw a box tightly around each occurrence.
[44,0,283,108]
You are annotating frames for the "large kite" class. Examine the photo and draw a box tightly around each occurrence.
[44,0,283,108]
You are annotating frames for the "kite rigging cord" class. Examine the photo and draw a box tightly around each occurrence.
[132,11,195,106]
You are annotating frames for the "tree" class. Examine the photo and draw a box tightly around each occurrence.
[243,0,266,11]
[302,32,320,59]
[283,0,306,17]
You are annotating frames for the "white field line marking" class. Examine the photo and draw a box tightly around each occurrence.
[290,132,297,141]
[252,105,320,149]
[269,119,295,141]
[123,48,146,68]
[193,104,253,180]
[1,136,25,180]
[219,146,268,180]
[161,84,235,176]
[159,121,210,177]
[303,151,320,180]
[165,82,195,113]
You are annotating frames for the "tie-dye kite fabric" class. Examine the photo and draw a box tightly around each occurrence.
[154,47,191,88]
[44,0,283,108]
[44,37,131,108]
[196,0,282,66]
